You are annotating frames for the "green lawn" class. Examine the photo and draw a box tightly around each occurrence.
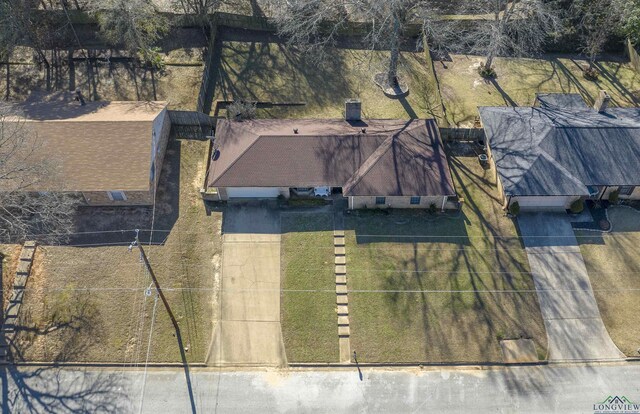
[436,54,640,127]
[577,206,640,357]
[214,41,444,121]
[280,212,338,362]
[344,152,547,363]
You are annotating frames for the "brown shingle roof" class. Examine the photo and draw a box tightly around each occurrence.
[208,118,455,197]
[3,100,167,192]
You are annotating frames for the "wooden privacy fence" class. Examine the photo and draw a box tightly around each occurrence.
[628,38,640,74]
[440,128,485,142]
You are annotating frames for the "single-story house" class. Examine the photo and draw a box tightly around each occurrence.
[478,92,640,211]
[2,99,171,206]
[205,115,456,209]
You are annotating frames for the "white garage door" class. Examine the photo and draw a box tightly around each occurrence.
[226,187,281,198]
[513,196,572,210]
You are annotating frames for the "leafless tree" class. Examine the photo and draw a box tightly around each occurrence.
[268,0,449,87]
[0,103,79,242]
[172,0,220,15]
[86,0,169,66]
[456,0,561,76]
[570,0,623,70]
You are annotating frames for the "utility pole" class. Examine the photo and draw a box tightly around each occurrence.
[133,230,180,333]
[131,230,196,413]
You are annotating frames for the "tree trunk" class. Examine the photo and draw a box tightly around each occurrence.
[5,63,9,101]
[485,51,495,71]
[388,14,400,86]
[68,49,75,91]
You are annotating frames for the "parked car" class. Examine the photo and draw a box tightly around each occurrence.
[314,186,331,197]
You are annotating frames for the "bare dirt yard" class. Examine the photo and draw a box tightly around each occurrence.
[435,54,640,127]
[577,206,640,357]
[13,138,222,363]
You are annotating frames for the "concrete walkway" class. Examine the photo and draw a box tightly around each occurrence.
[208,203,286,366]
[518,213,624,362]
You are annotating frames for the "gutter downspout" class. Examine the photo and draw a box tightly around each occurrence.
[441,196,448,212]
[598,186,608,202]
[506,195,512,211]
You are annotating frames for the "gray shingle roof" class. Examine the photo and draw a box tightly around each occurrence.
[479,103,640,196]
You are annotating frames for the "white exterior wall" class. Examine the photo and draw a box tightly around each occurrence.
[223,187,289,199]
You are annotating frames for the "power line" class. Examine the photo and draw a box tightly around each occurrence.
[4,286,640,294]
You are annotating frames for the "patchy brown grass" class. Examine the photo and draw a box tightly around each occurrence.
[345,152,546,363]
[435,54,640,127]
[14,139,222,363]
[578,207,640,357]
[214,41,444,121]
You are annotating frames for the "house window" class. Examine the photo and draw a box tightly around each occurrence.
[375,197,386,205]
[107,191,127,201]
[619,186,635,196]
[410,196,421,205]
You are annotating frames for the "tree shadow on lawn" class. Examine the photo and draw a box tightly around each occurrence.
[352,150,544,361]
[592,61,640,106]
[11,290,106,364]
[215,40,351,109]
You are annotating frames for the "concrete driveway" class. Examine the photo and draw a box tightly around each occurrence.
[518,213,624,362]
[208,203,286,366]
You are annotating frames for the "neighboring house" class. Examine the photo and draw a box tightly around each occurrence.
[205,110,456,209]
[4,99,171,206]
[479,92,640,211]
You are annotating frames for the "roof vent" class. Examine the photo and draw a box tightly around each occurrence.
[593,90,611,113]
[345,99,361,122]
[293,128,298,134]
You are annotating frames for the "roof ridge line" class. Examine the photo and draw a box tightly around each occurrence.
[209,125,263,186]
[342,135,394,194]
[538,149,588,191]
[343,121,421,194]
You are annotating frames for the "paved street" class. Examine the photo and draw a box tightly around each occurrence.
[518,213,624,362]
[208,204,286,366]
[2,363,640,413]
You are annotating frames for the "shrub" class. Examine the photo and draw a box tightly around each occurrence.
[569,198,585,214]
[508,201,520,216]
[583,67,599,81]
[609,189,620,204]
[428,203,437,215]
[227,101,257,121]
[477,63,497,79]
